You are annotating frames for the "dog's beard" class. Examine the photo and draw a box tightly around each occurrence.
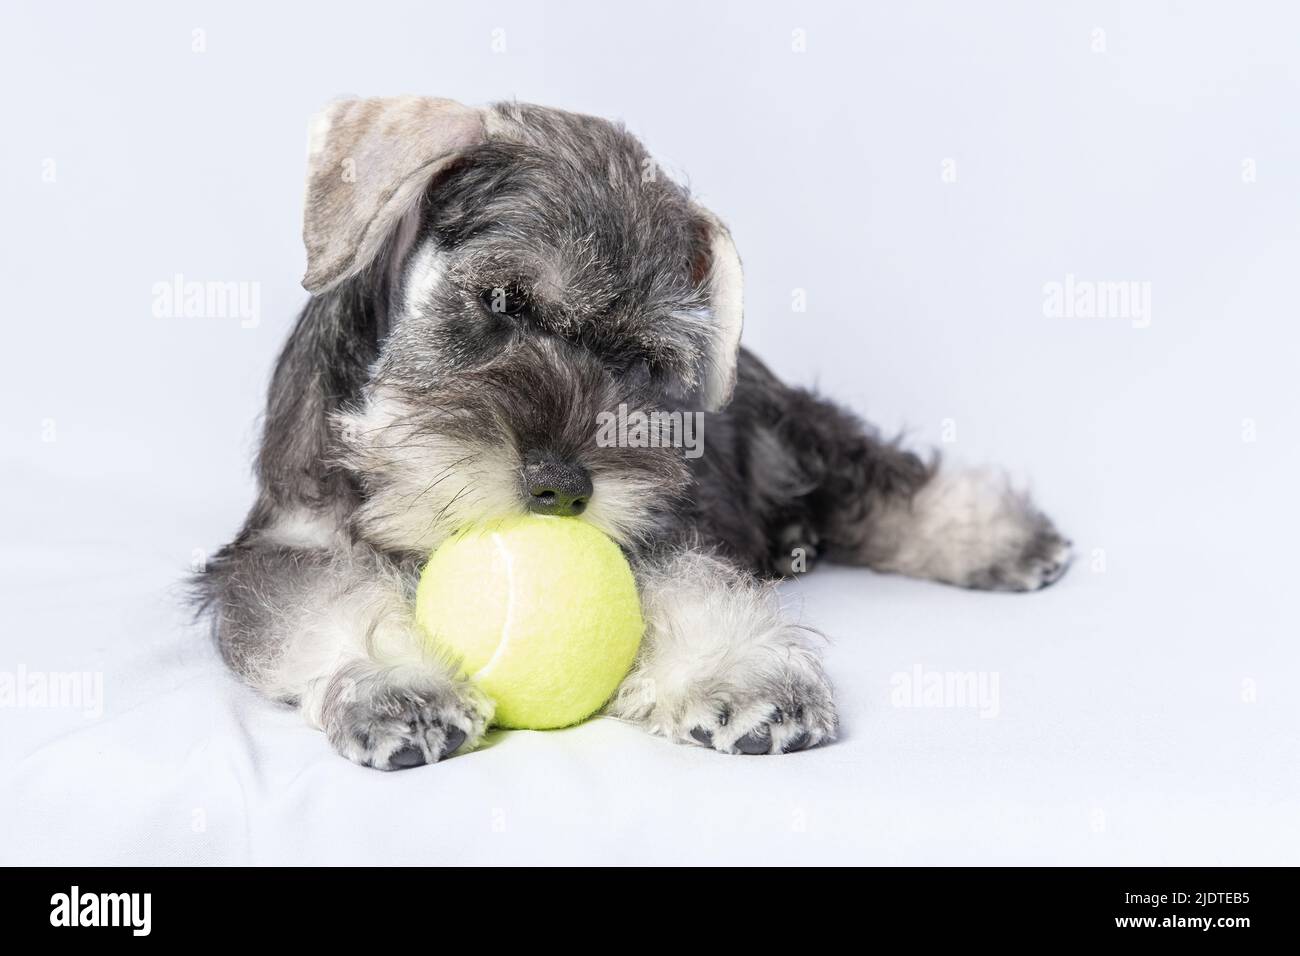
[335,344,690,555]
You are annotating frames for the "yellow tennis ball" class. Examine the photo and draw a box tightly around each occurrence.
[414,515,644,730]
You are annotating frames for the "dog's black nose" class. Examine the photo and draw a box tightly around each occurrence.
[524,460,593,517]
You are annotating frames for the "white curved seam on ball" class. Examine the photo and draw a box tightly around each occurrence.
[472,532,516,681]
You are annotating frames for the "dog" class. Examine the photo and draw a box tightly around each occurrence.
[195,97,1072,770]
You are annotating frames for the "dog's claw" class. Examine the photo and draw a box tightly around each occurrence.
[690,727,714,746]
[735,731,771,755]
[782,732,811,753]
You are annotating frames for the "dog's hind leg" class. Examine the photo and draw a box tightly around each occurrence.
[824,462,1074,591]
[728,350,1072,591]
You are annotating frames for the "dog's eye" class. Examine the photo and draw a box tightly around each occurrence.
[479,286,531,320]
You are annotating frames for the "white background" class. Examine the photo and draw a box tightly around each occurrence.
[2,0,1297,864]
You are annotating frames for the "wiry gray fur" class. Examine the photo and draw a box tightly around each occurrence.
[194,100,1071,770]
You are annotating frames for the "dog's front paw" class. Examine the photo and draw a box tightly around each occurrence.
[686,663,837,755]
[321,665,493,771]
[636,642,838,755]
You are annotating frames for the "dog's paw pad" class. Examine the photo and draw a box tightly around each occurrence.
[440,726,467,759]
[734,730,772,755]
[386,745,427,770]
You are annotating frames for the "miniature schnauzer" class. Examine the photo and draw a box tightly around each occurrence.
[196,97,1072,770]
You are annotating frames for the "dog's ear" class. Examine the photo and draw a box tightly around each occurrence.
[301,96,485,294]
[691,208,745,411]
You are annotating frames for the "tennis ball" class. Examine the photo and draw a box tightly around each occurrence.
[414,515,644,730]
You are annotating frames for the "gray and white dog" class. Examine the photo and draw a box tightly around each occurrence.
[196,97,1072,770]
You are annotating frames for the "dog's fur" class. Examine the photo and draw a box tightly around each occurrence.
[195,98,1071,769]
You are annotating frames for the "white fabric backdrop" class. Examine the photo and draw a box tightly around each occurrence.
[2,0,1297,865]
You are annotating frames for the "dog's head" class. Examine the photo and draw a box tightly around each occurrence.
[281,97,744,554]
